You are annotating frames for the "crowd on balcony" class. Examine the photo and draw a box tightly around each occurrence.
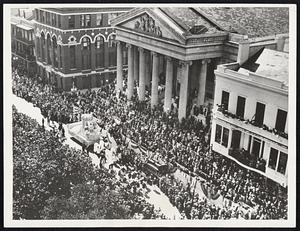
[216,104,288,139]
[12,66,287,219]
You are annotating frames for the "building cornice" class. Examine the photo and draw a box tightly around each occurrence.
[215,69,288,96]
[38,8,129,16]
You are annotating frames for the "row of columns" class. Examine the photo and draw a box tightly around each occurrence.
[116,41,210,121]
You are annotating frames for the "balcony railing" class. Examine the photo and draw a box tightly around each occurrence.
[216,104,288,140]
[228,148,266,173]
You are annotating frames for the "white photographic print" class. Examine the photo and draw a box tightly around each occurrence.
[3,3,296,228]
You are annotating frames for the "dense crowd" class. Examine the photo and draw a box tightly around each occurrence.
[13,106,166,219]
[12,67,287,220]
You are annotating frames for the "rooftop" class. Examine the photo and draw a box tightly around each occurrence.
[163,7,220,35]
[198,7,289,38]
[238,49,289,87]
[41,7,131,14]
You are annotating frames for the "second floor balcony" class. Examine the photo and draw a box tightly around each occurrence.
[215,104,288,147]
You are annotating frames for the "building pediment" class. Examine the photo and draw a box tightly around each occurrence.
[111,8,187,45]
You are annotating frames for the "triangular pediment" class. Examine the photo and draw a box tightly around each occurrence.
[111,8,187,44]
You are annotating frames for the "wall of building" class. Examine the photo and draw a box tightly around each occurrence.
[214,70,288,133]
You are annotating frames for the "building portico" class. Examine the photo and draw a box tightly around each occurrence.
[112,7,287,121]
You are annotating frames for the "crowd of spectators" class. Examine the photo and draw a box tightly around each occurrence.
[12,105,166,219]
[12,67,287,220]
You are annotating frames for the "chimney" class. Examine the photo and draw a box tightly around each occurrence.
[237,37,250,65]
[275,35,286,52]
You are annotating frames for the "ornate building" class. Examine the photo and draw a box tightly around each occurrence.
[211,48,288,187]
[33,7,130,90]
[11,9,36,75]
[111,7,289,121]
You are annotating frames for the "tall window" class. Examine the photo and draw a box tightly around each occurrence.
[41,32,45,61]
[221,90,229,111]
[96,14,103,26]
[46,34,52,65]
[236,96,246,118]
[41,11,45,23]
[108,34,116,67]
[35,9,39,21]
[268,148,278,170]
[58,15,61,28]
[52,36,58,68]
[222,127,229,147]
[275,109,287,132]
[215,124,222,143]
[254,102,265,126]
[59,45,62,68]
[80,14,91,27]
[277,152,287,174]
[81,37,91,70]
[51,14,56,26]
[69,45,76,68]
[95,36,104,68]
[251,137,261,158]
[68,15,75,29]
[46,12,50,24]
[231,130,241,149]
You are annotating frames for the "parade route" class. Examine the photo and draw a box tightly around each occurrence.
[12,94,182,219]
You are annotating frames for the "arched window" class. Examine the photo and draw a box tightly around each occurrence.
[81,36,91,70]
[46,33,52,65]
[108,34,116,47]
[81,36,91,50]
[41,32,45,61]
[95,36,104,49]
[95,36,105,68]
[52,36,58,68]
[108,34,116,67]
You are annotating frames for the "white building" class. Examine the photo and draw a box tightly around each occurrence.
[210,47,288,187]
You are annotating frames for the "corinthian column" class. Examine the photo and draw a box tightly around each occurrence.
[164,56,173,112]
[116,41,123,92]
[138,47,146,101]
[151,52,159,108]
[197,59,210,106]
[127,44,134,100]
[178,60,192,121]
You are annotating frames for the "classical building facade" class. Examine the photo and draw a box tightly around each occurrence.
[111,7,289,121]
[33,7,130,91]
[211,48,288,187]
[11,9,36,75]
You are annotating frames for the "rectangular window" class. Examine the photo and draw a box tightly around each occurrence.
[251,137,261,158]
[80,14,91,27]
[236,96,246,118]
[231,130,241,149]
[59,45,62,68]
[46,12,50,24]
[268,148,278,170]
[41,11,45,23]
[51,13,56,26]
[221,91,230,111]
[277,152,287,174]
[35,9,39,21]
[254,102,265,126]
[70,45,76,68]
[68,15,75,29]
[215,124,222,144]
[58,15,61,28]
[275,109,287,132]
[222,127,229,147]
[96,14,103,26]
